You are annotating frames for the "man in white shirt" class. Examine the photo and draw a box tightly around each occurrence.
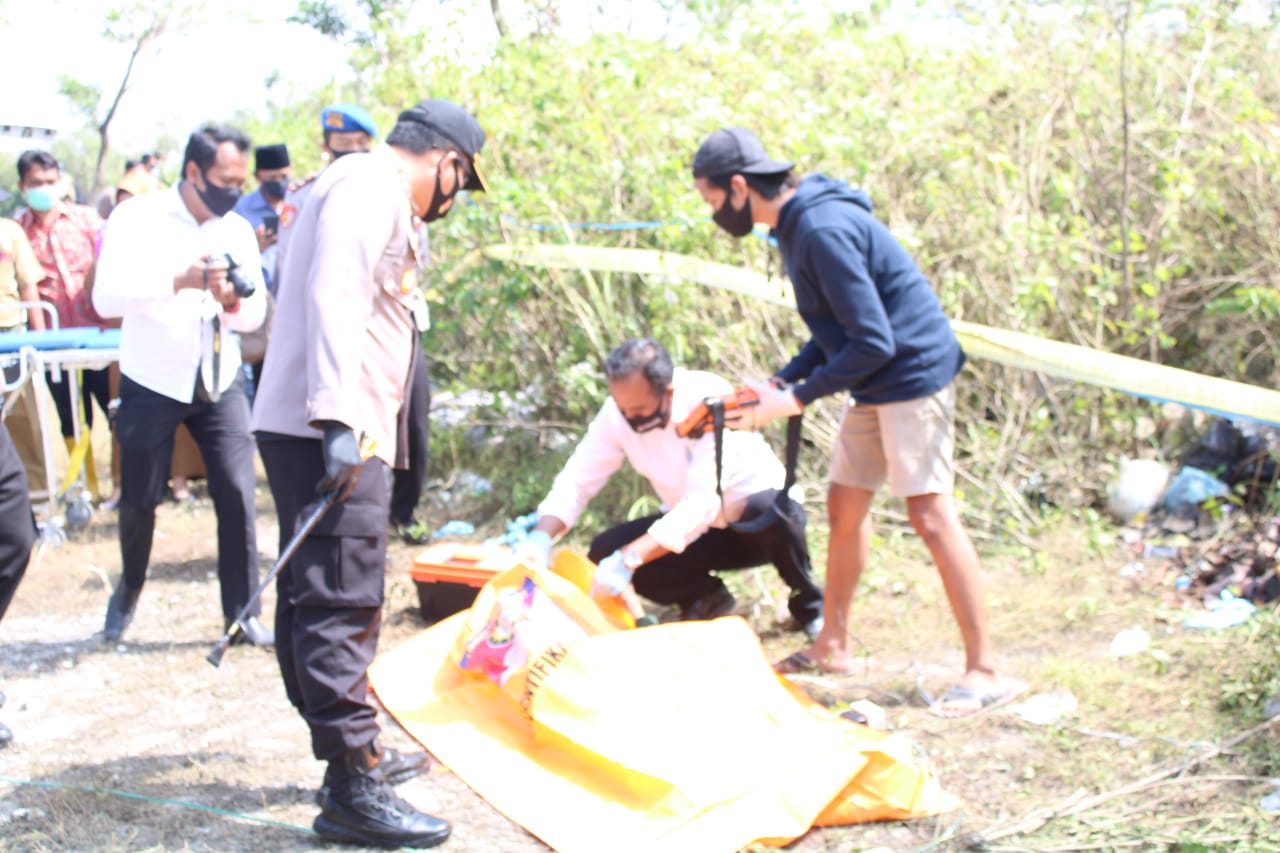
[524,339,824,635]
[92,124,269,646]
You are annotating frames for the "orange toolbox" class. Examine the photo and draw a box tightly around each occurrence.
[410,542,522,621]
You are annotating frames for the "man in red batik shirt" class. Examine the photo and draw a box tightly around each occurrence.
[15,150,113,475]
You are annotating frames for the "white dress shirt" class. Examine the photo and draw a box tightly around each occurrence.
[537,368,787,553]
[93,186,266,403]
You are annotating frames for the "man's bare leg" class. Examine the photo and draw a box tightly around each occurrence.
[907,492,1022,714]
[786,483,875,673]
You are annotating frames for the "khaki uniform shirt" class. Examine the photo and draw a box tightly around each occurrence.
[0,218,42,329]
[251,146,419,468]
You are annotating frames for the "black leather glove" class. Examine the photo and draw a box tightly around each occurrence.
[317,422,363,502]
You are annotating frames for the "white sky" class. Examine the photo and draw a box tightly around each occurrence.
[3,0,352,151]
[0,0,700,153]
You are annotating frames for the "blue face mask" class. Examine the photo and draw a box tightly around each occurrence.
[24,186,56,213]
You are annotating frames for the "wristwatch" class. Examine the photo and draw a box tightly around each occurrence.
[621,547,644,571]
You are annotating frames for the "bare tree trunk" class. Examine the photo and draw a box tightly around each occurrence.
[91,28,159,195]
[94,125,110,200]
[490,0,508,38]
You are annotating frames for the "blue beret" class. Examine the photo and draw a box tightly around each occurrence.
[320,103,379,138]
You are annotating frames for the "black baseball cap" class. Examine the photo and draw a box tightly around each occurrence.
[692,127,794,179]
[396,99,488,192]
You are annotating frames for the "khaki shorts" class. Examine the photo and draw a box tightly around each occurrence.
[829,383,956,497]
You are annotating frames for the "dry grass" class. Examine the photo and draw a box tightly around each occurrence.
[1,433,1278,852]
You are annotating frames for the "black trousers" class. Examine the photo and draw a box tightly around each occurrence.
[259,436,389,761]
[587,490,825,623]
[0,421,36,620]
[114,374,260,619]
[48,366,111,438]
[389,347,430,527]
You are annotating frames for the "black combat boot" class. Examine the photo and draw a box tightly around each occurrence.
[374,744,431,785]
[314,742,432,804]
[312,742,432,799]
[314,743,450,849]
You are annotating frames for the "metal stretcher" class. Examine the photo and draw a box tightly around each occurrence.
[0,313,120,526]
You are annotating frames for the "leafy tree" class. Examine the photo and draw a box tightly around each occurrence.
[233,0,1280,530]
[57,0,206,195]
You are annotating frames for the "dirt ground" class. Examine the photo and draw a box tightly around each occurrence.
[1,444,1278,852]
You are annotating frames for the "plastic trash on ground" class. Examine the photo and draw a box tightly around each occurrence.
[1261,780,1280,814]
[433,519,477,539]
[1163,466,1230,513]
[1008,691,1079,726]
[1183,590,1256,630]
[1106,457,1170,524]
[1109,626,1152,657]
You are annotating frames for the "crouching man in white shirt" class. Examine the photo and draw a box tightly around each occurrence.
[521,338,824,636]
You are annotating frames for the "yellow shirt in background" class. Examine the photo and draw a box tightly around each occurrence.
[0,218,42,330]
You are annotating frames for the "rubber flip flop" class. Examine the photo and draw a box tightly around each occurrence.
[772,651,857,676]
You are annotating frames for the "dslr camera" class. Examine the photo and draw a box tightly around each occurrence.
[218,253,256,299]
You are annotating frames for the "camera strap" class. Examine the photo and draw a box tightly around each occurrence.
[709,398,801,517]
[195,260,224,404]
[208,315,222,403]
[194,313,222,404]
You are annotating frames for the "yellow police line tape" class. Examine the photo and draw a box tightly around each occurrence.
[481,242,1280,427]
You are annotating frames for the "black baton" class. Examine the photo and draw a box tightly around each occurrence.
[206,492,337,667]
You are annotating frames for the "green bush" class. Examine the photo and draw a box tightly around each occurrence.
[284,0,1280,538]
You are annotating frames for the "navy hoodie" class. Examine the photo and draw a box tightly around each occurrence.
[773,174,965,406]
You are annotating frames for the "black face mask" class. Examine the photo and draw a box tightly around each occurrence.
[260,179,287,201]
[419,161,463,223]
[624,395,670,434]
[713,183,754,238]
[194,170,241,218]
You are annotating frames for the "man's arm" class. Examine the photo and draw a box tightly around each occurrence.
[774,338,825,384]
[791,226,895,405]
[92,203,188,318]
[534,405,629,535]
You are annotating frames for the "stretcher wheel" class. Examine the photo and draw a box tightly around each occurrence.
[64,491,94,534]
[37,520,67,547]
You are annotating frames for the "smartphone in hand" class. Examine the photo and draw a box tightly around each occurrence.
[263,213,279,235]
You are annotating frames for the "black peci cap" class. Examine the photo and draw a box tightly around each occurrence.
[254,143,291,171]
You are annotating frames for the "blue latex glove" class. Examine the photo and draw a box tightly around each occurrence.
[514,529,553,569]
[317,422,363,502]
[591,551,631,598]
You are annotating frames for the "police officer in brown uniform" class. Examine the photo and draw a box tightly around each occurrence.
[251,99,486,849]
